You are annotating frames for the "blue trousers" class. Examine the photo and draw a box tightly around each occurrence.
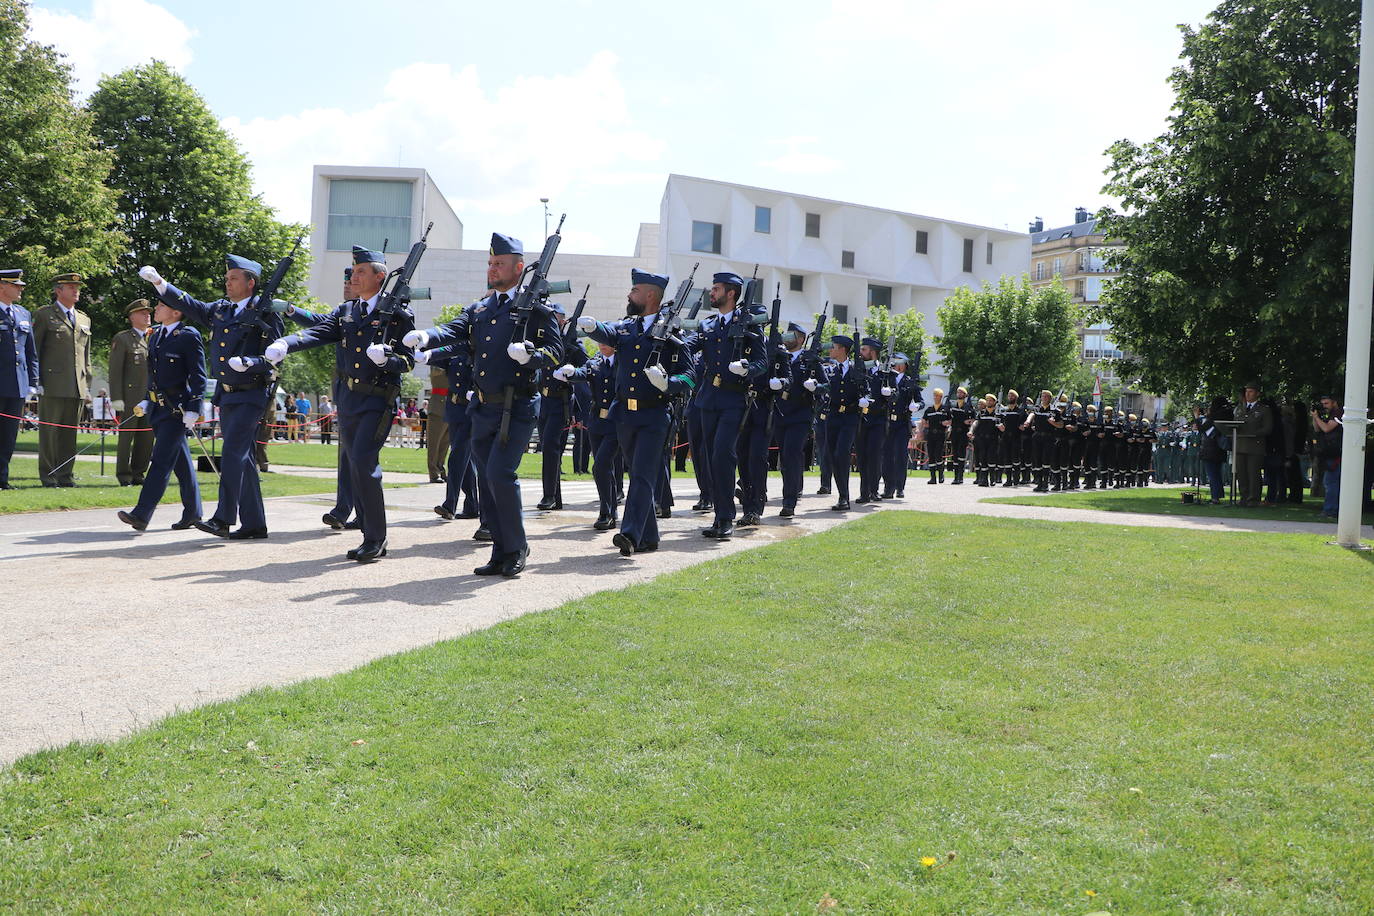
[815,417,831,488]
[882,419,910,494]
[330,441,354,520]
[442,404,479,516]
[825,415,859,501]
[701,404,746,527]
[470,398,536,561]
[0,396,21,487]
[590,428,622,519]
[132,409,201,523]
[687,403,711,501]
[539,396,570,502]
[617,412,670,548]
[778,418,810,508]
[1323,460,1341,515]
[214,400,266,529]
[338,407,389,544]
[737,402,770,515]
[858,420,886,498]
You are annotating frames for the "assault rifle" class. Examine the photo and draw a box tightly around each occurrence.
[645,262,697,370]
[500,214,566,443]
[763,282,784,439]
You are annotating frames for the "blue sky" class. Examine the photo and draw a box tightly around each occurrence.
[30,0,1220,256]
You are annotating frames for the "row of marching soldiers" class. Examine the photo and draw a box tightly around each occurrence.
[920,388,1156,491]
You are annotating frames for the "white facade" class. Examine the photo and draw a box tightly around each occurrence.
[659,174,1030,391]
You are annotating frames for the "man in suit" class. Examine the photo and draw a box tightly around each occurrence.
[32,273,92,486]
[109,299,155,486]
[1233,382,1273,507]
[0,269,39,489]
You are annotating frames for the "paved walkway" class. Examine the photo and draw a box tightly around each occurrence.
[2,470,1364,765]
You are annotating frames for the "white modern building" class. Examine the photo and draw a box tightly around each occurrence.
[659,174,1031,391]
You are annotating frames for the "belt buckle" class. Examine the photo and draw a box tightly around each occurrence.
[599,408,609,419]
[712,375,721,387]
[819,413,827,420]
[781,392,789,400]
[626,398,638,411]
[838,405,847,413]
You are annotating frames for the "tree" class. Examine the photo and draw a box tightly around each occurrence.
[858,306,931,381]
[0,0,123,299]
[1098,0,1360,399]
[934,276,1081,396]
[85,61,311,342]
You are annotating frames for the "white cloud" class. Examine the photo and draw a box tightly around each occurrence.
[28,0,196,98]
[223,51,665,232]
[760,136,842,175]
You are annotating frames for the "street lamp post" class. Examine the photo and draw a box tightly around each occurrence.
[540,198,550,240]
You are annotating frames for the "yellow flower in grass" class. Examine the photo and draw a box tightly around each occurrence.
[921,856,938,868]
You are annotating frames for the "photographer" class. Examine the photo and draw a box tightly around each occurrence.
[1311,395,1343,519]
[1194,396,1230,504]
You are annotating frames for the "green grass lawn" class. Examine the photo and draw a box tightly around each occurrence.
[983,484,1374,525]
[3,513,1371,912]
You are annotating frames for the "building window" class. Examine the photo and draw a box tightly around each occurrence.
[789,274,804,292]
[1035,261,1046,281]
[962,239,974,273]
[1053,257,1063,276]
[986,241,993,265]
[867,285,892,309]
[841,250,855,270]
[754,206,771,234]
[832,304,849,325]
[326,179,413,252]
[915,230,929,254]
[691,220,722,254]
[805,212,821,238]
[1076,279,1086,299]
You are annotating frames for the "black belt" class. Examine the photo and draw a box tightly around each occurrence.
[475,387,536,404]
[149,390,177,407]
[219,380,265,393]
[345,377,396,398]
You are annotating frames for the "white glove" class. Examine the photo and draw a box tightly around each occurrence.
[227,356,248,372]
[35,385,43,396]
[183,410,198,431]
[264,340,288,365]
[908,399,920,412]
[728,359,747,376]
[133,399,149,417]
[859,397,872,408]
[645,364,668,391]
[553,364,574,381]
[576,316,597,333]
[413,348,431,366]
[803,378,818,392]
[768,377,784,391]
[138,266,164,287]
[402,329,428,348]
[467,390,476,401]
[507,342,532,364]
[881,386,894,397]
[112,398,124,412]
[366,343,388,366]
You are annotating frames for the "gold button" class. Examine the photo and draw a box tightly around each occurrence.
[480,370,486,376]
[485,336,491,341]
[220,341,226,347]
[630,386,636,391]
[354,362,360,368]
[355,347,361,352]
[490,319,496,325]
[219,356,226,362]
[635,344,641,350]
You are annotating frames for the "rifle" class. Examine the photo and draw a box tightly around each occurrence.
[645,262,697,370]
[500,214,566,444]
[374,221,433,335]
[763,282,784,439]
[883,322,898,415]
[239,236,302,420]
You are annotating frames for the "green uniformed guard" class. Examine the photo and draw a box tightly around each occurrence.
[32,272,93,487]
[425,363,450,483]
[109,299,154,486]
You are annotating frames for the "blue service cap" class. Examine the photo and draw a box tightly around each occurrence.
[890,352,910,364]
[226,255,262,278]
[352,245,384,265]
[550,302,566,316]
[343,266,353,279]
[786,321,806,335]
[713,271,744,289]
[631,268,669,290]
[861,337,883,351]
[0,268,24,286]
[490,232,524,256]
[831,334,855,350]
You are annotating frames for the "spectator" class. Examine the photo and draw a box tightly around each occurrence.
[1233,383,1272,507]
[1311,395,1343,519]
[318,395,334,445]
[284,398,299,443]
[294,392,311,442]
[1194,397,1230,504]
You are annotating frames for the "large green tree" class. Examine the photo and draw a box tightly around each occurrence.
[1098,0,1360,399]
[85,61,311,341]
[934,276,1081,396]
[0,0,123,296]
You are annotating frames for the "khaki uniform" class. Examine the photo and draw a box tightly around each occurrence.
[109,326,154,484]
[31,302,93,485]
[1233,400,1273,504]
[425,365,450,480]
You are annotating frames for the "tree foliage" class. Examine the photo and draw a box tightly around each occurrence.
[85,61,310,341]
[934,276,1081,396]
[0,0,123,297]
[1098,0,1360,399]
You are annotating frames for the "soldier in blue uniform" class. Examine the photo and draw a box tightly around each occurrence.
[536,304,585,510]
[116,299,205,531]
[686,372,713,512]
[415,338,482,528]
[682,272,766,539]
[770,322,818,517]
[736,306,780,527]
[855,337,888,504]
[266,247,415,562]
[0,269,38,489]
[555,342,620,528]
[879,352,921,499]
[817,335,864,511]
[140,255,284,539]
[580,268,692,556]
[404,233,562,577]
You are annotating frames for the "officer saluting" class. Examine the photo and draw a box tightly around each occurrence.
[140,255,285,539]
[404,233,562,577]
[116,299,205,531]
[0,269,38,490]
[266,247,415,562]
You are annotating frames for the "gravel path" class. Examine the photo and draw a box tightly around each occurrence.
[2,471,1362,766]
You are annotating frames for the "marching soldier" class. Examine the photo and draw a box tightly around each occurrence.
[972,394,1001,486]
[1025,390,1057,492]
[855,337,887,503]
[946,387,974,484]
[919,388,950,484]
[109,299,155,486]
[140,255,285,539]
[0,269,38,489]
[769,321,817,517]
[116,298,205,531]
[1083,404,1103,489]
[817,334,864,510]
[425,360,450,484]
[556,343,621,529]
[416,340,482,529]
[266,247,415,562]
[536,304,584,510]
[880,352,920,498]
[1065,401,1086,490]
[32,272,93,487]
[996,390,1025,487]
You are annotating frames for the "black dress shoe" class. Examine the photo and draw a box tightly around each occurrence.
[456,509,481,519]
[322,512,345,530]
[656,506,671,519]
[429,477,444,484]
[536,498,557,511]
[0,482,14,490]
[637,541,659,553]
[779,506,794,518]
[473,557,503,575]
[593,515,614,531]
[896,491,905,498]
[691,500,713,512]
[228,527,269,540]
[612,532,635,556]
[738,513,760,527]
[433,505,455,520]
[500,546,529,577]
[832,500,851,511]
[170,516,200,531]
[117,510,147,531]
[194,519,231,538]
[352,540,387,562]
[473,526,492,541]
[344,519,362,530]
[700,526,721,538]
[874,493,887,501]
[714,524,734,540]
[815,487,831,496]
